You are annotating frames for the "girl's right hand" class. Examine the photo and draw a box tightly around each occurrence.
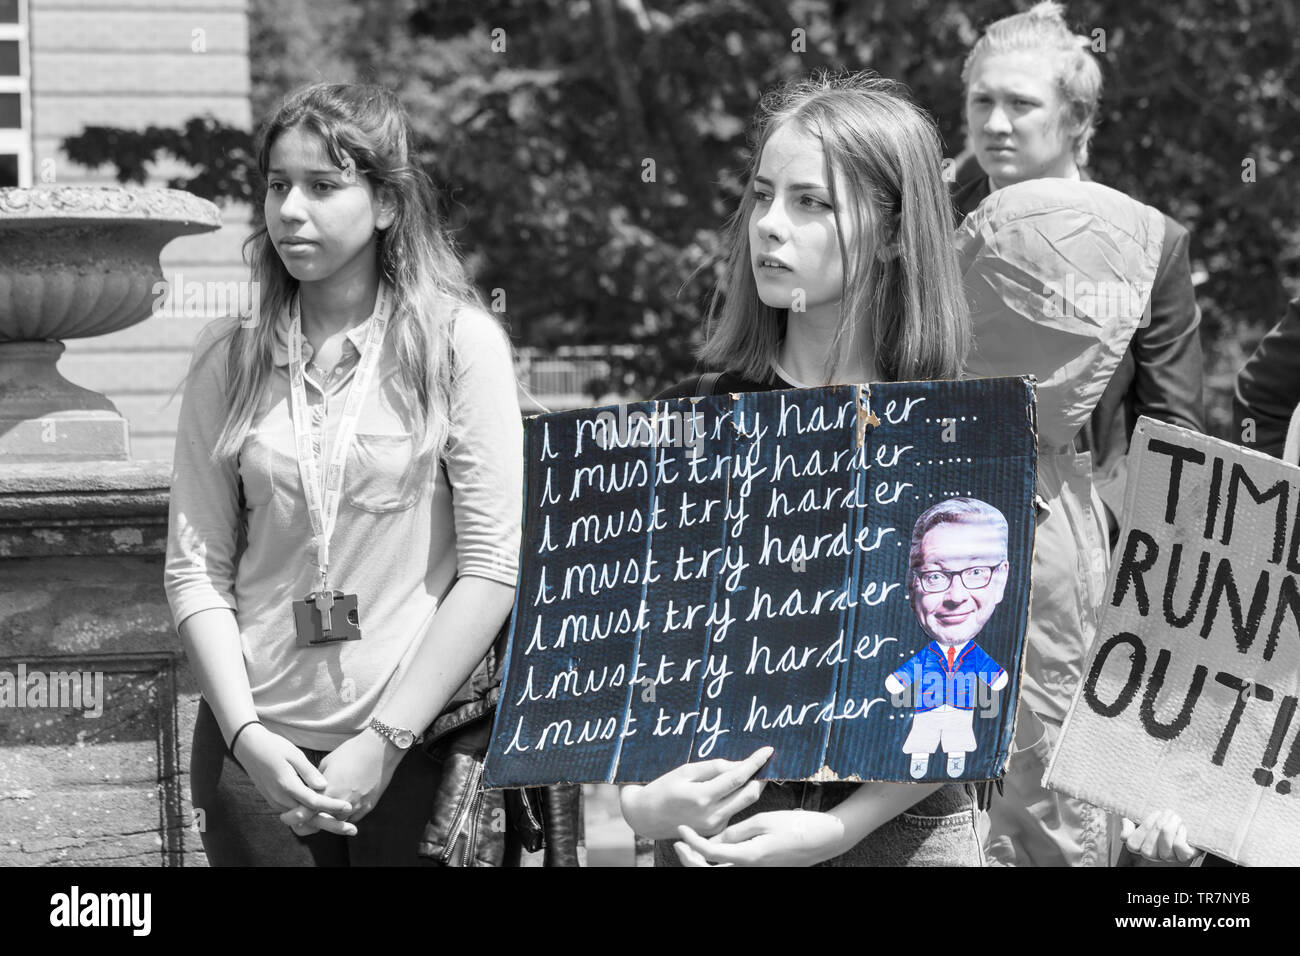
[1122,810,1199,864]
[233,725,357,836]
[619,746,773,840]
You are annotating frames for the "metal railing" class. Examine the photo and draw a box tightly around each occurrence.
[514,345,636,412]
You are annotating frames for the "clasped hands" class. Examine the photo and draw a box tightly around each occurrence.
[619,745,851,867]
[234,723,402,838]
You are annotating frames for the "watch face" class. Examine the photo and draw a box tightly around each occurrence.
[394,730,414,749]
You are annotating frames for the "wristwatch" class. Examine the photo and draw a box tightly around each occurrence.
[367,717,422,750]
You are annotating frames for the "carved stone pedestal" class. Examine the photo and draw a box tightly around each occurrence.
[0,186,220,867]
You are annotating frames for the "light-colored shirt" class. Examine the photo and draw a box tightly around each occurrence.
[165,295,522,750]
[933,641,967,715]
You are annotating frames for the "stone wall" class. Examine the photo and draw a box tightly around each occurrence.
[0,460,205,865]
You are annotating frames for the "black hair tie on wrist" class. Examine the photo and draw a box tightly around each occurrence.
[228,719,263,757]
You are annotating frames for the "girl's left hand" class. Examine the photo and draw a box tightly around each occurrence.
[314,729,403,825]
[674,810,847,867]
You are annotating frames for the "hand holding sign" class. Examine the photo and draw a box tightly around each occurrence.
[1121,810,1199,864]
[620,746,773,839]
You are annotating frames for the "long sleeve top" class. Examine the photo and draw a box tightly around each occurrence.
[165,295,522,750]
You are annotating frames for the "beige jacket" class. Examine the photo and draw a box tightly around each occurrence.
[957,179,1165,729]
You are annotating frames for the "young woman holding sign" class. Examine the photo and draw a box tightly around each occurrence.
[621,72,983,866]
[623,71,1197,869]
[165,83,522,865]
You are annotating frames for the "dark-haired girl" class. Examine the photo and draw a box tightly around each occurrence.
[165,83,521,865]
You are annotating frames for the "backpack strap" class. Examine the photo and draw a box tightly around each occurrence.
[696,370,725,396]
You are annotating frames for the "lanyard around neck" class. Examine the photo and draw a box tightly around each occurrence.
[287,285,392,590]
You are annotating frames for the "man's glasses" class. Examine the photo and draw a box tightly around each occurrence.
[913,565,1003,594]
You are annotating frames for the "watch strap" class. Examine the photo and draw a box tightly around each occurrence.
[368,716,422,748]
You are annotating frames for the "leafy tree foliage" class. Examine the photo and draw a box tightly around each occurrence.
[62,0,1299,432]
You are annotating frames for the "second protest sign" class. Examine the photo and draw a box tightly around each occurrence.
[1046,418,1300,866]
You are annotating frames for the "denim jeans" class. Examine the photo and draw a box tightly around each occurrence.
[191,698,439,866]
[655,782,986,867]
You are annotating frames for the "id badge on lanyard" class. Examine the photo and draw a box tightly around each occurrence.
[287,285,391,648]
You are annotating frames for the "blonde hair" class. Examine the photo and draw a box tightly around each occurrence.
[962,1,1103,165]
[206,82,489,463]
[698,72,969,385]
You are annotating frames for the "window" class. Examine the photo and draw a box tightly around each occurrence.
[0,39,17,75]
[0,0,26,185]
[0,91,19,127]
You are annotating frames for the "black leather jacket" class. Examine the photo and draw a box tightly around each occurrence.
[420,620,584,866]
[1234,298,1300,459]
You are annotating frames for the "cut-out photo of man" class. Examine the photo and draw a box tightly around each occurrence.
[885,497,1011,779]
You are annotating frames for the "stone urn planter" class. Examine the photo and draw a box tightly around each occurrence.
[0,185,221,462]
[0,186,223,866]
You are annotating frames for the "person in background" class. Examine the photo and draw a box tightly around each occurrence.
[958,175,1197,868]
[1211,296,1300,869]
[1233,298,1300,461]
[952,1,1206,547]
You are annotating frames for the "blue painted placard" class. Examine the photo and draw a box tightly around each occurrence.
[485,376,1038,786]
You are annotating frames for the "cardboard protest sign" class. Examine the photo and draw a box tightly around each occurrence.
[484,377,1038,787]
[1046,418,1300,866]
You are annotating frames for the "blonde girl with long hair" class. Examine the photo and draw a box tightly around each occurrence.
[627,73,980,866]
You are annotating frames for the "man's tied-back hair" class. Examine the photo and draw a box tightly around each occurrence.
[961,1,1103,165]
